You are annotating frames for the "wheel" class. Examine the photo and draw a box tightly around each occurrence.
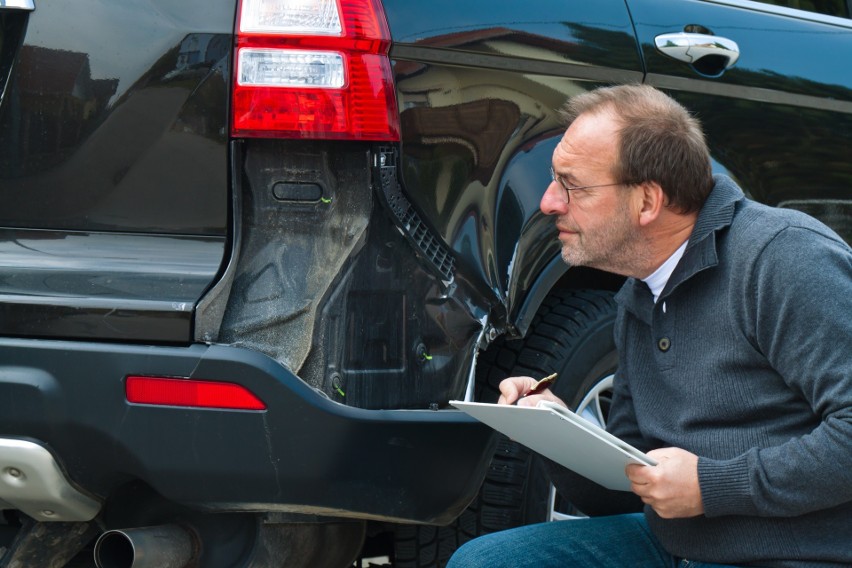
[391,289,619,567]
[476,288,619,527]
[547,373,614,522]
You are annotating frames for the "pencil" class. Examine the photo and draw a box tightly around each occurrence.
[519,372,557,401]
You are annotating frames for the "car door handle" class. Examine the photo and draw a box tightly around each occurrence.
[0,0,35,10]
[655,32,740,70]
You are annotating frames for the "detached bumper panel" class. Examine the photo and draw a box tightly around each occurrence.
[0,339,496,525]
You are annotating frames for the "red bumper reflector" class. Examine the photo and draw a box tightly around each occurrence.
[126,376,266,411]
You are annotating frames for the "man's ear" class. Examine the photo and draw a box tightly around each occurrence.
[636,181,665,227]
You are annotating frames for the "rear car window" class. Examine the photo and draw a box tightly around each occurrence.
[753,0,850,17]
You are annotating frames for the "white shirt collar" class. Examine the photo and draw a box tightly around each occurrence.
[643,240,688,303]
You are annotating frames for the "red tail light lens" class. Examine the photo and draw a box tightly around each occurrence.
[232,0,400,141]
[126,376,267,411]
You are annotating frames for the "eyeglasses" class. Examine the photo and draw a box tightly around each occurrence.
[550,166,634,202]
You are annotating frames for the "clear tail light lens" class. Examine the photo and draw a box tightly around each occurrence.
[239,0,342,35]
[238,49,345,88]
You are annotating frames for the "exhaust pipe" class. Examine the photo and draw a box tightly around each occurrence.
[93,524,195,568]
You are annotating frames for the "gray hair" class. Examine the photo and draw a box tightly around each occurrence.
[560,84,713,213]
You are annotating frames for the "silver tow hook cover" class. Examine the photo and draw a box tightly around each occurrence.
[0,438,101,522]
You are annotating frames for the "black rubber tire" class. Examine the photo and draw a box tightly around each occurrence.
[392,289,618,567]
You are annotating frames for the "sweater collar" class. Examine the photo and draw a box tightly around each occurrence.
[616,175,744,323]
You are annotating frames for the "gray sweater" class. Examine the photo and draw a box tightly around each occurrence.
[609,175,852,567]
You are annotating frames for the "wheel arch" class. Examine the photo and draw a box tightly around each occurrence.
[511,255,625,337]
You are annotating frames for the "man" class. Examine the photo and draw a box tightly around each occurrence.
[447,85,852,567]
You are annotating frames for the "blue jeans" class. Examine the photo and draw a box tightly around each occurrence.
[446,513,743,568]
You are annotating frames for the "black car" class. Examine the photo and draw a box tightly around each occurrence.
[0,0,850,566]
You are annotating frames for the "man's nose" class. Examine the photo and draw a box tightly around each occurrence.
[540,181,568,216]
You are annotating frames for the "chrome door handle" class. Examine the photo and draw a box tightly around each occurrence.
[0,0,35,11]
[655,32,740,69]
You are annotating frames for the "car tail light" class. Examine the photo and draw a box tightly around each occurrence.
[126,376,267,411]
[232,0,400,141]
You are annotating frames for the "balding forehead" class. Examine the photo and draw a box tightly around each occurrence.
[561,112,620,153]
[552,111,621,179]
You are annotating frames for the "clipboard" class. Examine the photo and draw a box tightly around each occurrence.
[451,400,656,491]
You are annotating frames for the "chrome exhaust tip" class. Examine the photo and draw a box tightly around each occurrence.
[93,524,194,568]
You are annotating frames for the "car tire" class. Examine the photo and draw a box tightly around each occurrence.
[392,288,618,567]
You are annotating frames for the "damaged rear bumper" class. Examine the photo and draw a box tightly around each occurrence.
[0,338,496,525]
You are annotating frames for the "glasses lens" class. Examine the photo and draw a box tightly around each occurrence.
[550,167,569,202]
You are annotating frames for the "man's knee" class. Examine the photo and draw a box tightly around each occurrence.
[446,536,493,568]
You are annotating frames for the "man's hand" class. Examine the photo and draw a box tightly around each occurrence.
[497,376,567,407]
[626,447,704,518]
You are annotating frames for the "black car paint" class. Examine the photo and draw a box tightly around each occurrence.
[633,0,852,219]
[383,0,645,326]
[0,229,222,342]
[0,0,232,341]
[0,0,850,537]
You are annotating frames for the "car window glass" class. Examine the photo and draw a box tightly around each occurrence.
[751,0,850,17]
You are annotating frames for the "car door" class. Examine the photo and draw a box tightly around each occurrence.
[628,0,852,244]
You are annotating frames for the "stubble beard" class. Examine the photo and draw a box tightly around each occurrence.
[560,200,651,277]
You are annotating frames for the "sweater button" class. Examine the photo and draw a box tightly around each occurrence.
[658,337,671,352]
